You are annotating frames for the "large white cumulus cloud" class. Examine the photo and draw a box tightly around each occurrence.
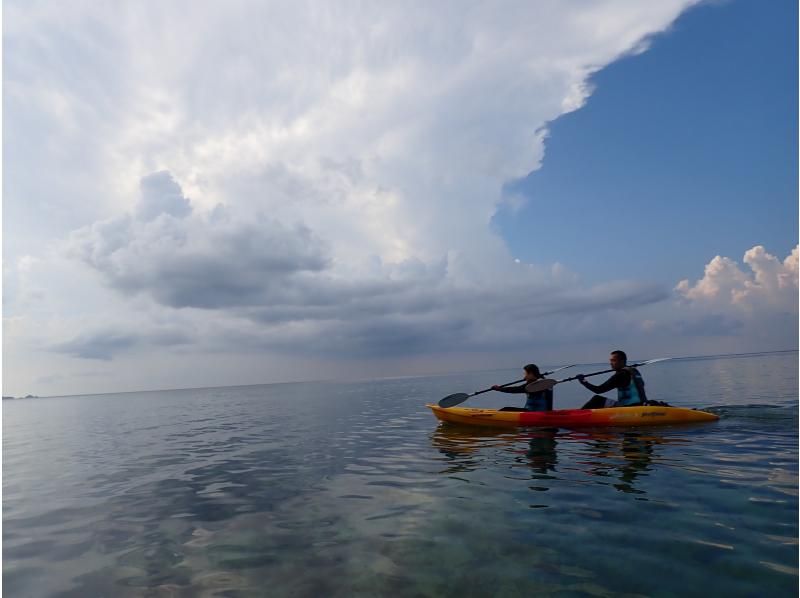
[634,245,800,350]
[5,0,698,269]
[5,0,711,394]
[676,245,798,312]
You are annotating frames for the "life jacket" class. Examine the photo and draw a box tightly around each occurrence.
[525,388,553,412]
[617,367,647,406]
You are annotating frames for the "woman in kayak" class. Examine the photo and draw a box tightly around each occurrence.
[491,364,553,411]
[577,350,648,409]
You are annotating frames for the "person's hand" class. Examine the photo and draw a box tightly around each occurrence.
[491,385,500,390]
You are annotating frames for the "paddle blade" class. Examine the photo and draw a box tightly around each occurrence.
[525,378,557,393]
[438,393,470,408]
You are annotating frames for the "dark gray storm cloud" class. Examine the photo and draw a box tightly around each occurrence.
[57,170,673,361]
[52,327,192,360]
[137,171,192,221]
[53,332,139,360]
[52,262,670,362]
[67,172,330,309]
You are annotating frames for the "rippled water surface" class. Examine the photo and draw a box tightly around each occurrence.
[4,353,798,596]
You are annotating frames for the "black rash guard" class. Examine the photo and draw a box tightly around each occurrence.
[580,370,631,394]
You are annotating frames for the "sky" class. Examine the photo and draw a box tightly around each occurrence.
[495,0,798,284]
[3,0,797,397]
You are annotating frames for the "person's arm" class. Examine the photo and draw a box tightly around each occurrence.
[491,384,527,393]
[579,371,628,394]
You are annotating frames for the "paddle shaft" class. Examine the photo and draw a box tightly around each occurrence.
[438,364,577,408]
[471,378,524,397]
[525,359,670,393]
[477,364,577,396]
[557,360,663,385]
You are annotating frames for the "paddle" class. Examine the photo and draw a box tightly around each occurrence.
[523,357,671,393]
[437,364,576,408]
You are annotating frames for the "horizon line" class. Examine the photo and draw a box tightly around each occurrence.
[8,348,797,400]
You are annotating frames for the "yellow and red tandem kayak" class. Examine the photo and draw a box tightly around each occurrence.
[426,404,719,428]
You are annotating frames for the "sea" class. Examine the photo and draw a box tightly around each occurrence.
[3,351,798,597]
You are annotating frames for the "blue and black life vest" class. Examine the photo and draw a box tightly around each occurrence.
[525,388,553,412]
[617,367,647,406]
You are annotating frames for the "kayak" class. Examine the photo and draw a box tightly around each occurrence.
[426,403,719,428]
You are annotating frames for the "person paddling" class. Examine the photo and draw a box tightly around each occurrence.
[491,364,553,411]
[578,350,647,409]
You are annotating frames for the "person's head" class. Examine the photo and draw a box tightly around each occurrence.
[609,350,627,370]
[523,363,542,382]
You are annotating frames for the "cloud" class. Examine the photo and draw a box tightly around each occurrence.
[676,245,799,312]
[3,1,702,394]
[52,326,192,360]
[66,172,330,309]
[5,1,698,267]
[632,244,800,352]
[54,171,673,361]
[640,314,744,337]
[52,331,140,361]
[137,171,192,222]
[47,277,669,362]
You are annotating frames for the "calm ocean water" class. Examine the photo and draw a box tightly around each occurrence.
[3,353,798,597]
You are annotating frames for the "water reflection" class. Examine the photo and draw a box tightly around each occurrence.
[572,431,657,495]
[523,429,559,477]
[2,356,795,597]
[431,424,692,497]
[429,425,518,474]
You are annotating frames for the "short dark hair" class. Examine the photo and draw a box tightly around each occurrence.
[523,364,542,378]
[610,350,627,363]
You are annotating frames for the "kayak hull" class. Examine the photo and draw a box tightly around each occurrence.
[426,404,719,428]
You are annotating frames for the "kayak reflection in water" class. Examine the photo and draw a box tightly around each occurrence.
[616,432,655,494]
[579,431,658,495]
[525,429,559,477]
[430,426,517,475]
[491,364,553,411]
[577,350,648,409]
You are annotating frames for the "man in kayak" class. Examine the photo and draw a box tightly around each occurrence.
[491,364,553,411]
[577,350,648,409]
